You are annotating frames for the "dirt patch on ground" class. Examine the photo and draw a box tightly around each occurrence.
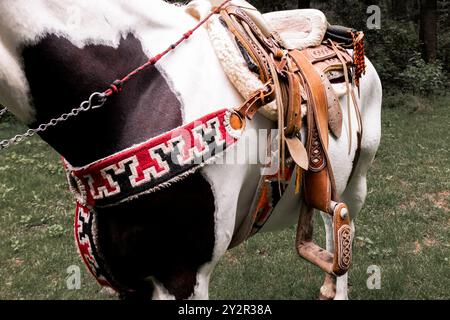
[399,199,419,210]
[412,240,421,255]
[425,191,450,213]
[7,257,25,269]
[400,191,449,212]
[423,237,437,247]
[224,251,239,265]
[411,236,439,255]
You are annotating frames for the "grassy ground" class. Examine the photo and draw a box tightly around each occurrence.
[0,95,449,300]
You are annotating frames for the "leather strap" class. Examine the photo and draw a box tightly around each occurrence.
[234,81,276,120]
[289,50,329,149]
[284,71,302,137]
[224,5,284,58]
[220,4,288,181]
[322,76,342,138]
[220,7,272,82]
[346,89,363,185]
[332,203,352,275]
[289,50,338,213]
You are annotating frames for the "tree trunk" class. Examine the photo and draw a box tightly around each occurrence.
[420,0,438,63]
[298,0,310,8]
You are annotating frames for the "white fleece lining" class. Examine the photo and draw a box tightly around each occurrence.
[186,0,328,121]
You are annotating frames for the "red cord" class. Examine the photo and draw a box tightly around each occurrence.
[104,0,231,98]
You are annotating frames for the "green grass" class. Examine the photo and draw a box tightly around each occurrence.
[0,95,449,300]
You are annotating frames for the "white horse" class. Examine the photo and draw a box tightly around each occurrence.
[0,0,382,300]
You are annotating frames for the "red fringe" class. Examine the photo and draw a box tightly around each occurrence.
[352,32,366,88]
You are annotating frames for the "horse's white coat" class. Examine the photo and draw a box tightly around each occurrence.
[0,0,382,300]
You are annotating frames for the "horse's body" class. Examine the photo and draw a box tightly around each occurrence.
[0,0,382,300]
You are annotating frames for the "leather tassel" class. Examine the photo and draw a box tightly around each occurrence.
[330,40,353,155]
[295,166,303,194]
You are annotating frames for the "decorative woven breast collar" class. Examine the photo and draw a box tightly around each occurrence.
[65,109,242,208]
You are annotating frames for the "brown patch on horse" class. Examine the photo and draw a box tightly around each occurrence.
[95,173,216,299]
[21,33,182,166]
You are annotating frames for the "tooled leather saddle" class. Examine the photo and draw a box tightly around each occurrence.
[215,1,366,276]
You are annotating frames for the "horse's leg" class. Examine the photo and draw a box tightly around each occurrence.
[334,60,382,300]
[114,267,212,300]
[333,174,367,300]
[319,211,336,300]
[93,172,220,301]
[327,126,375,299]
[319,58,382,300]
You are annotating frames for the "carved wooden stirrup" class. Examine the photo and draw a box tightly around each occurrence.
[296,202,352,276]
[332,203,352,275]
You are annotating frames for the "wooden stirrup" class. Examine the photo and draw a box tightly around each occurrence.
[296,202,352,277]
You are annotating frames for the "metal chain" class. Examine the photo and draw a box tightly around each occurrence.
[0,92,107,150]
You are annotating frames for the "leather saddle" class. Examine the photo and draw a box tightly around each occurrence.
[205,0,365,277]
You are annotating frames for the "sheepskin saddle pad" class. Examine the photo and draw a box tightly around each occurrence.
[187,0,328,121]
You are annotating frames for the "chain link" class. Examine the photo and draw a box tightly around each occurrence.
[0,92,107,150]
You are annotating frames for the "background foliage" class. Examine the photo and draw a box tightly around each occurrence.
[261,0,449,97]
